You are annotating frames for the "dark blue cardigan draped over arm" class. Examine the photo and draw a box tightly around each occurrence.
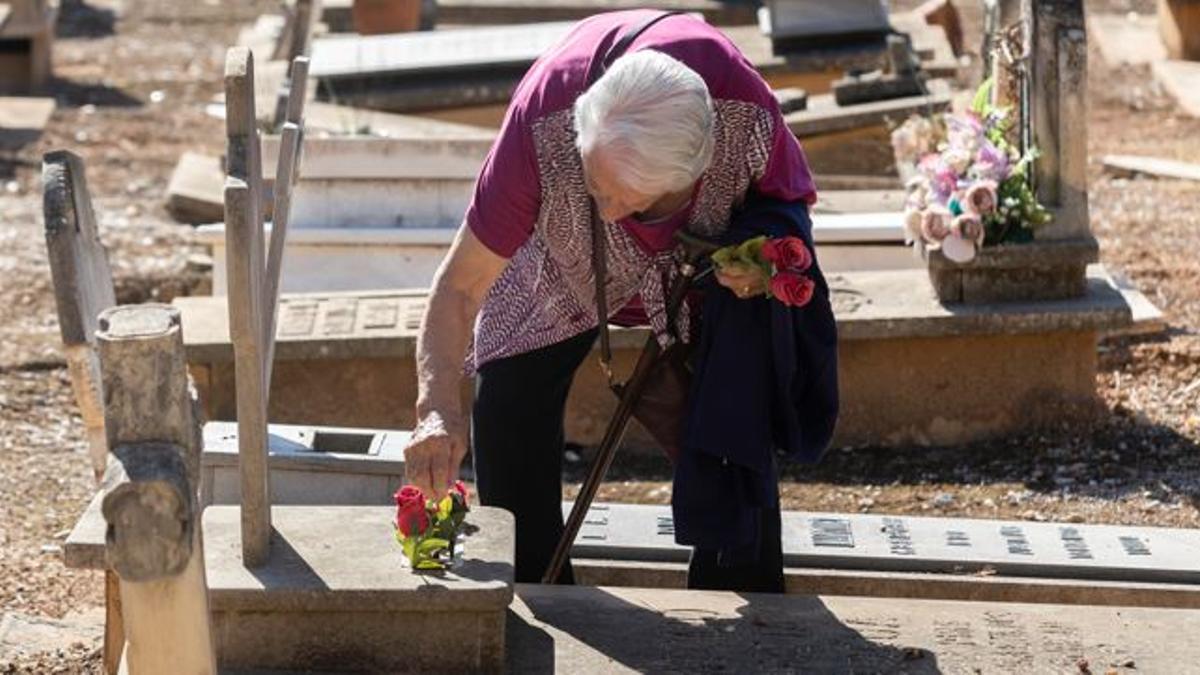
[671,195,839,559]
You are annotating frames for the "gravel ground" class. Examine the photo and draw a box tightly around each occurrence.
[1,0,1199,671]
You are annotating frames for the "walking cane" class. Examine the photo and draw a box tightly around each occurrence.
[542,232,718,584]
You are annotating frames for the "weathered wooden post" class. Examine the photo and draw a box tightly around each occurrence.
[224,48,309,568]
[43,149,115,483]
[97,303,215,673]
[225,46,272,568]
[42,149,126,675]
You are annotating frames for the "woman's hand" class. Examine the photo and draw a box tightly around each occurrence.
[714,262,768,300]
[404,410,470,499]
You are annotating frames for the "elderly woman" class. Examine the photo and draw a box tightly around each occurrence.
[405,10,822,586]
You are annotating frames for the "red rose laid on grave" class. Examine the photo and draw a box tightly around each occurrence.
[710,235,817,308]
[392,483,471,570]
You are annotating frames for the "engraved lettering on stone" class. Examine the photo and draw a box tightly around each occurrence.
[321,298,358,335]
[934,620,979,647]
[361,298,400,329]
[984,611,1035,666]
[946,529,971,547]
[583,516,608,526]
[882,517,915,555]
[1000,525,1033,556]
[844,616,902,641]
[1120,536,1152,556]
[1037,621,1086,659]
[278,301,317,336]
[1059,527,1093,560]
[810,517,854,548]
[402,300,426,332]
[656,515,675,536]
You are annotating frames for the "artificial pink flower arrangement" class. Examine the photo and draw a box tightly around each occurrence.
[891,80,1051,263]
[711,235,815,307]
[393,481,470,570]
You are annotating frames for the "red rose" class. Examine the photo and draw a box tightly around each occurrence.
[396,500,429,537]
[394,484,424,508]
[761,237,813,273]
[451,480,470,502]
[769,272,815,307]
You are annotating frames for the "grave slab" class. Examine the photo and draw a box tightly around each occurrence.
[311,14,959,115]
[433,0,759,26]
[1152,59,1200,118]
[762,0,891,42]
[0,95,53,148]
[508,584,1200,672]
[194,213,917,294]
[567,503,1200,585]
[1087,12,1166,67]
[311,22,574,80]
[195,225,457,293]
[166,152,225,224]
[786,79,953,137]
[1102,154,1200,182]
[176,267,1132,449]
[303,100,495,138]
[66,496,1200,610]
[204,504,514,672]
[573,559,1200,609]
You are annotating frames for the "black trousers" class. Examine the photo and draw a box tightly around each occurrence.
[472,328,784,591]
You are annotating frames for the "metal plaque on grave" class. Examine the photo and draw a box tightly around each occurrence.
[567,503,1200,584]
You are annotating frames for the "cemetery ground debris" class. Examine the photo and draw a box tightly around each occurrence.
[0,0,1198,670]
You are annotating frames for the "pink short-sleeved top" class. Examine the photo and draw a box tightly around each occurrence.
[465,10,817,371]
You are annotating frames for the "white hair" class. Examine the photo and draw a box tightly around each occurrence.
[574,50,715,196]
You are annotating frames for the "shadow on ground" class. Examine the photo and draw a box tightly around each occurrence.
[56,0,117,39]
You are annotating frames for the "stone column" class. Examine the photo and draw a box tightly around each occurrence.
[1023,0,1089,240]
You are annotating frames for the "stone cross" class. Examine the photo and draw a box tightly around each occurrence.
[42,149,116,483]
[223,47,309,568]
[1023,0,1088,240]
[96,304,216,674]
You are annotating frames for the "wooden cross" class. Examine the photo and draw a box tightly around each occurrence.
[223,47,309,568]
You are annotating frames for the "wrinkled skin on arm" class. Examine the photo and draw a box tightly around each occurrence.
[404,226,507,499]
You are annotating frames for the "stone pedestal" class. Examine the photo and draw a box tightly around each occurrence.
[204,505,514,672]
[923,237,1098,304]
[199,420,408,507]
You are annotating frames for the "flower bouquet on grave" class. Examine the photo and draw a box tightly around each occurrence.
[393,481,470,570]
[710,235,817,306]
[890,79,1052,264]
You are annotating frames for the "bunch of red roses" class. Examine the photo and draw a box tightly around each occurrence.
[711,235,816,307]
[393,481,470,570]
